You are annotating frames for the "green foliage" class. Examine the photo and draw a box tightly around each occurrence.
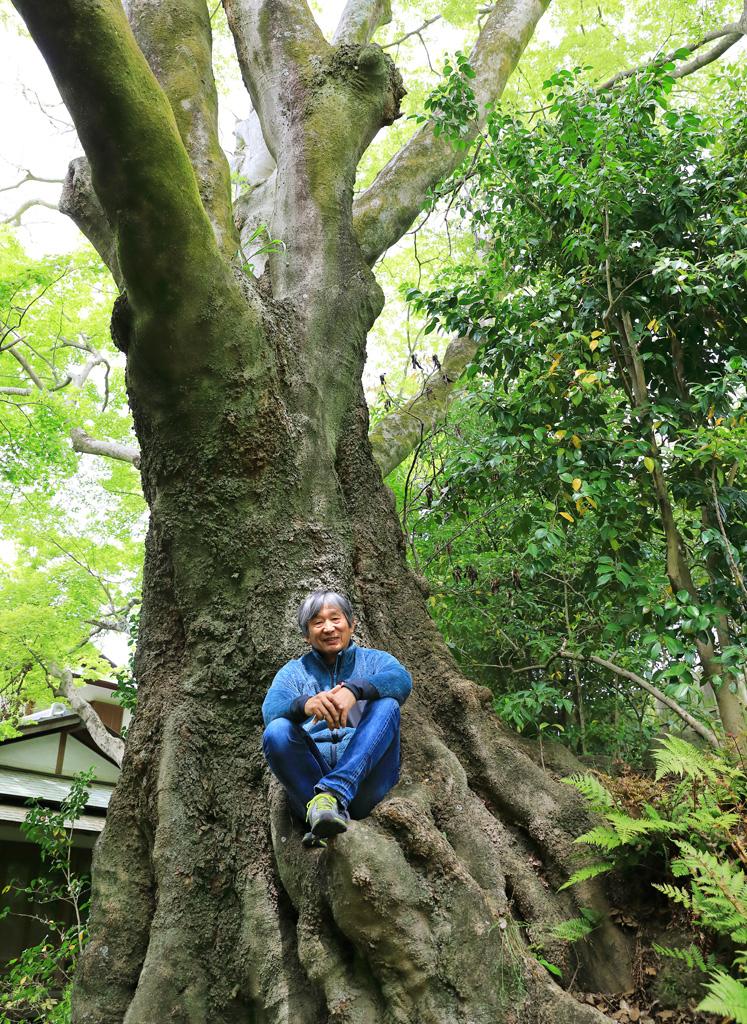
[550,908,601,943]
[0,770,93,1024]
[400,55,747,752]
[698,970,747,1024]
[493,681,572,734]
[413,51,477,148]
[0,228,144,725]
[563,739,747,1018]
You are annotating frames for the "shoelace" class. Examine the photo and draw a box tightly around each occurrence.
[307,792,338,813]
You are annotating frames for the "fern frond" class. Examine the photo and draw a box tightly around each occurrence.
[652,942,708,972]
[550,915,598,943]
[653,736,720,782]
[651,882,692,908]
[672,840,747,934]
[606,811,668,843]
[558,862,613,891]
[573,825,623,851]
[562,773,615,813]
[698,970,747,1023]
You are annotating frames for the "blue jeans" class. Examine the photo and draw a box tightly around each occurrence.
[262,697,401,820]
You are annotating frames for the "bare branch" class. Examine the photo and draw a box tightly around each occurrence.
[3,198,60,225]
[70,427,141,469]
[333,0,392,46]
[669,32,743,79]
[381,14,442,50]
[50,664,125,767]
[353,0,551,265]
[0,385,33,396]
[369,335,478,478]
[0,169,65,194]
[560,648,721,749]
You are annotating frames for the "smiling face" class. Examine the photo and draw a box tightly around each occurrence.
[306,603,356,665]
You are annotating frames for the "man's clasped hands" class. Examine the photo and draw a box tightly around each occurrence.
[304,684,358,729]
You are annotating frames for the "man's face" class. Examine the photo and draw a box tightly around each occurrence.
[306,604,356,664]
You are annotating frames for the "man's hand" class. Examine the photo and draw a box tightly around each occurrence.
[304,685,358,728]
[304,690,342,729]
[327,685,358,728]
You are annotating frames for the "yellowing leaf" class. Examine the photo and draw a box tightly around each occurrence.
[571,435,582,449]
[586,496,598,509]
[643,456,655,472]
[559,511,574,523]
[590,329,603,339]
[548,354,561,375]
[707,405,715,419]
[589,338,599,352]
[555,429,567,440]
[572,477,582,491]
[647,318,659,331]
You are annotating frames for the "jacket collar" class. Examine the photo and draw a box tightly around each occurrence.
[308,641,357,675]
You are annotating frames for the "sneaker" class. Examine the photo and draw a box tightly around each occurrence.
[306,792,349,840]
[302,830,327,849]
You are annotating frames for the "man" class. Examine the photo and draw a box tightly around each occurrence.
[262,590,412,847]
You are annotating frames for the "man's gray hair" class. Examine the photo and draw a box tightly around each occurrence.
[297,590,355,636]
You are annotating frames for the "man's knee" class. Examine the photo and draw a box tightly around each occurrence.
[262,717,297,757]
[378,697,400,724]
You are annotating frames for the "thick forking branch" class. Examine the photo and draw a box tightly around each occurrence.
[333,0,392,45]
[353,0,551,267]
[59,158,122,288]
[11,0,226,324]
[123,0,237,257]
[222,0,328,161]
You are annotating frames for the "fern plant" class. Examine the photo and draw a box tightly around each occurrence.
[561,737,747,1021]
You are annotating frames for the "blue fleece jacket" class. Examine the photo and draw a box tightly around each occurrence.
[262,643,412,758]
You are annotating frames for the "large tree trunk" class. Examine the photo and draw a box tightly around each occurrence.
[12,1,632,1021]
[76,296,631,1023]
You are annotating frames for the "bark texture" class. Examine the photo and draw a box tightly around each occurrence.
[12,1,634,1021]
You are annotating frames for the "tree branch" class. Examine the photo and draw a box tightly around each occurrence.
[9,344,45,390]
[124,0,238,257]
[669,32,743,79]
[50,664,125,768]
[369,335,478,478]
[560,648,721,749]
[333,0,392,46]
[2,198,60,225]
[381,15,442,50]
[222,0,329,160]
[12,0,222,317]
[70,427,141,469]
[0,169,64,193]
[58,158,121,288]
[598,17,746,91]
[353,0,551,265]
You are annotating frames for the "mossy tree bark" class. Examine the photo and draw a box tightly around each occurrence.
[13,1,632,1021]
